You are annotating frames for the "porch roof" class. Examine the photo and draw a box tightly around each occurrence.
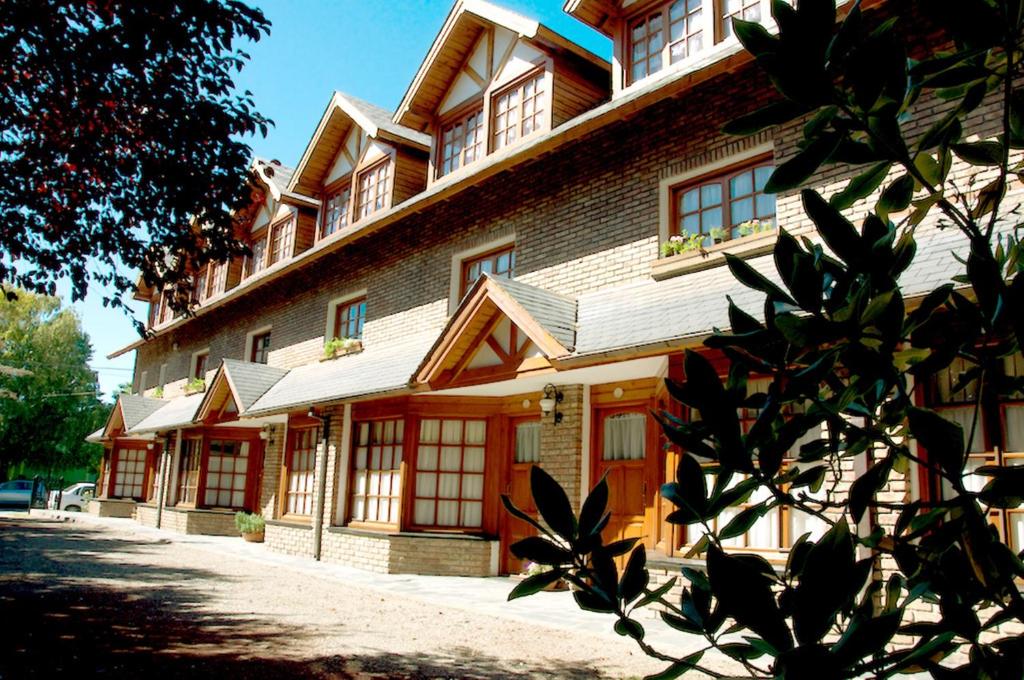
[129,393,206,434]
[244,331,441,417]
[572,220,997,358]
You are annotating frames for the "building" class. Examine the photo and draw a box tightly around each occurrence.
[87,0,1020,630]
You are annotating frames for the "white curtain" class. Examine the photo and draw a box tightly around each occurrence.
[942,405,986,453]
[603,413,646,461]
[1004,405,1024,452]
[515,422,541,463]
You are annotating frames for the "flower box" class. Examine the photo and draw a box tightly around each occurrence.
[322,338,363,361]
[651,230,777,281]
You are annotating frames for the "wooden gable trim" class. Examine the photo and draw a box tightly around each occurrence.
[415,276,570,386]
[195,365,242,423]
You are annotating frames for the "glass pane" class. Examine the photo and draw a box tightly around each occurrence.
[1005,405,1024,451]
[463,447,485,472]
[755,193,775,218]
[441,420,463,445]
[440,447,461,471]
[731,197,754,224]
[416,472,437,497]
[702,207,723,230]
[701,183,722,206]
[461,501,482,527]
[437,500,459,526]
[418,446,438,470]
[438,473,460,498]
[682,188,700,213]
[465,420,486,445]
[730,171,753,197]
[462,474,484,500]
[414,499,434,525]
[420,419,440,443]
[754,165,772,191]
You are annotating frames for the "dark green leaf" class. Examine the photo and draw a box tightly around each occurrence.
[907,407,966,480]
[578,473,609,538]
[510,536,572,565]
[619,546,649,603]
[952,141,1004,166]
[765,134,842,193]
[831,162,891,211]
[614,617,645,640]
[508,568,565,600]
[530,465,577,542]
[723,100,807,136]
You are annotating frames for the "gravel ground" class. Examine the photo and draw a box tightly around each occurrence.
[0,514,712,679]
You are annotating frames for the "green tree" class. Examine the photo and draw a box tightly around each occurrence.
[507,1,1024,677]
[0,0,271,320]
[0,290,108,481]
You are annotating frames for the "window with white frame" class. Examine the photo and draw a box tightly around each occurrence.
[350,418,404,524]
[203,439,249,508]
[113,446,147,499]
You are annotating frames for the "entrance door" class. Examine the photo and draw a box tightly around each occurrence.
[501,417,541,574]
[594,409,652,558]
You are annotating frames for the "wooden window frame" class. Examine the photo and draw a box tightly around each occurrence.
[355,157,392,220]
[321,180,352,239]
[110,444,149,500]
[459,243,516,298]
[669,154,775,243]
[348,417,405,528]
[250,330,271,365]
[920,354,1024,552]
[176,437,202,506]
[201,438,251,510]
[436,102,485,179]
[409,416,489,531]
[267,216,296,267]
[192,351,209,380]
[332,296,366,341]
[245,229,269,278]
[623,0,768,87]
[280,425,319,519]
[719,0,763,41]
[490,67,548,153]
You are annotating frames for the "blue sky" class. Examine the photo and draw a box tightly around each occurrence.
[68,0,611,400]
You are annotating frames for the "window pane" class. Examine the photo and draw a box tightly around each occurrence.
[730,171,753,197]
[701,183,722,206]
[731,197,754,224]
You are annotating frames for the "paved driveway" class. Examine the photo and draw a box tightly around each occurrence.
[0,513,732,679]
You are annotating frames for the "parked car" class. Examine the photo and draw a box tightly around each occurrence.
[47,482,95,512]
[0,480,45,508]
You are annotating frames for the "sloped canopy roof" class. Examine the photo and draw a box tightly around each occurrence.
[129,393,205,434]
[196,358,289,422]
[101,394,166,439]
[245,331,439,417]
[415,273,576,386]
[395,0,608,130]
[289,91,430,196]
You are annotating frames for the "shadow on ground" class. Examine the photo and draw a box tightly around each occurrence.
[0,518,619,679]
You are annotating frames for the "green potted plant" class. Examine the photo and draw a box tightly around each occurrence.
[184,377,206,395]
[152,386,164,398]
[234,511,265,543]
[323,336,362,360]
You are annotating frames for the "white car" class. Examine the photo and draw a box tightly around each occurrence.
[47,482,95,512]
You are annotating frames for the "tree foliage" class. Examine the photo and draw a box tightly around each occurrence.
[0,0,271,320]
[506,1,1024,677]
[0,290,108,480]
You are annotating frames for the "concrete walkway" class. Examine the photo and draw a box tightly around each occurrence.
[28,508,714,664]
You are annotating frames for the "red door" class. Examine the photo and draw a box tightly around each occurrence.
[594,408,655,562]
[501,416,541,574]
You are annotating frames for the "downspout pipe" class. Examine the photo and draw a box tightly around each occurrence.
[307,407,330,561]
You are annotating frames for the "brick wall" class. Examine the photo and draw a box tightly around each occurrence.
[320,528,495,576]
[539,384,584,512]
[259,424,285,518]
[265,521,314,557]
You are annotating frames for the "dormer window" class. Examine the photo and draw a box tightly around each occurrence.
[322,184,351,238]
[268,217,295,266]
[492,70,545,152]
[721,0,761,40]
[245,233,267,278]
[438,107,484,178]
[629,0,705,84]
[356,159,391,219]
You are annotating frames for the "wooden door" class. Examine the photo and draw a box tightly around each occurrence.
[501,416,541,574]
[594,408,656,561]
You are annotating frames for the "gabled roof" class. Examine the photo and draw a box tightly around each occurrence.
[245,331,440,417]
[563,0,618,37]
[415,273,576,385]
[289,91,430,196]
[196,358,289,421]
[129,393,205,434]
[394,0,608,130]
[101,394,166,439]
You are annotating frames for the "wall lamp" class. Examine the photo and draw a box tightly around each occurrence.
[259,423,274,444]
[539,383,563,424]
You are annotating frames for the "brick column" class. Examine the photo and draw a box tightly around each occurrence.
[321,405,349,527]
[259,423,286,518]
[539,384,585,512]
